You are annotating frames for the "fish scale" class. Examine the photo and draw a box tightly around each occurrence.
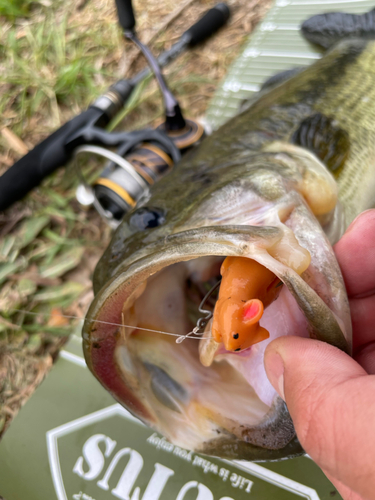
[310,42,375,220]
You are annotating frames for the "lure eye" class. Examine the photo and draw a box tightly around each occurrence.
[129,207,166,230]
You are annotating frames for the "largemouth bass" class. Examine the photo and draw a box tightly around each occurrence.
[82,13,375,461]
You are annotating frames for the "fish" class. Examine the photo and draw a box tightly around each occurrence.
[82,10,375,461]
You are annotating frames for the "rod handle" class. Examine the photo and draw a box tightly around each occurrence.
[183,3,230,47]
[115,0,136,31]
[0,107,103,211]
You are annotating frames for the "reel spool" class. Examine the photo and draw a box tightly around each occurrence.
[75,119,205,226]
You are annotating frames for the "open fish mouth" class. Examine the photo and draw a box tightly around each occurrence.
[83,219,351,461]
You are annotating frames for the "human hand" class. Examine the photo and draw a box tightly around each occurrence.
[264,209,375,500]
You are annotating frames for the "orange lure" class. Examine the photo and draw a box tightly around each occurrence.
[212,257,282,352]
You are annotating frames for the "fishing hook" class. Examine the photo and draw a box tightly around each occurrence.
[176,279,221,344]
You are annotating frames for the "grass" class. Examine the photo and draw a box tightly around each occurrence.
[0,0,121,138]
[0,0,36,19]
[0,0,272,436]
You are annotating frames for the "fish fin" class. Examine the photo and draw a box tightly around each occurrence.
[291,113,350,175]
[301,9,375,50]
[261,67,303,91]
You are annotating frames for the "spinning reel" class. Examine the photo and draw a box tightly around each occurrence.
[76,0,215,227]
[0,1,230,227]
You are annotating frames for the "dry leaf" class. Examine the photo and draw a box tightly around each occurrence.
[1,127,28,155]
[47,308,69,327]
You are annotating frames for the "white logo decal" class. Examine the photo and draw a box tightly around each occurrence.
[47,404,320,500]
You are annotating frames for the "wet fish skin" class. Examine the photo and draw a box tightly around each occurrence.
[86,38,375,461]
[96,38,375,289]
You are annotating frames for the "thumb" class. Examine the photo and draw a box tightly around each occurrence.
[264,337,375,500]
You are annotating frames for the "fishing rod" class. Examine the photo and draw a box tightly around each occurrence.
[0,0,230,226]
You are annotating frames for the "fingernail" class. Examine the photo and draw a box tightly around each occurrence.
[264,352,285,401]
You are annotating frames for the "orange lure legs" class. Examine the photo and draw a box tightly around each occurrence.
[212,257,282,352]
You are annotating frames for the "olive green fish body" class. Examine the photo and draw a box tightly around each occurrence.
[150,38,375,228]
[85,37,375,461]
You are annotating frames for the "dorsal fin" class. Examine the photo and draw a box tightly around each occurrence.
[302,9,375,50]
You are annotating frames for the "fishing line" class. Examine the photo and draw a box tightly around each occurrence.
[3,308,214,341]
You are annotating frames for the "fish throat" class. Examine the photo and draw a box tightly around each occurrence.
[116,254,301,453]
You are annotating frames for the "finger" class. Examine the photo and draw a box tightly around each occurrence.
[349,295,375,352]
[323,470,365,500]
[354,342,375,375]
[264,336,375,500]
[334,209,375,297]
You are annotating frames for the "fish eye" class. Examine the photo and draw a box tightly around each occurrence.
[129,207,166,230]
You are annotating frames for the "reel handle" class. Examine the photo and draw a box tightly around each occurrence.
[115,0,136,31]
[183,3,231,46]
